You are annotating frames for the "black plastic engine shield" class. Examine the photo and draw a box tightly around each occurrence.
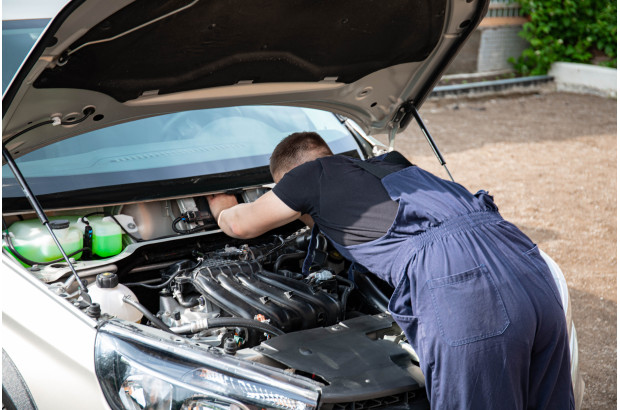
[256,314,425,403]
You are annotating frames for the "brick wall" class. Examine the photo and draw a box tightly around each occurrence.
[477,25,529,72]
[445,2,529,75]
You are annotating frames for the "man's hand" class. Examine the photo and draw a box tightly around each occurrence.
[207,191,301,239]
[207,193,238,224]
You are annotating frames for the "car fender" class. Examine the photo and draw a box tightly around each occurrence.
[2,254,109,409]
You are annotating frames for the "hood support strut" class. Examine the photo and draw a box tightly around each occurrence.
[398,101,454,182]
[2,146,91,304]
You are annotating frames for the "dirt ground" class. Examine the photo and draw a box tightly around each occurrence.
[382,91,617,409]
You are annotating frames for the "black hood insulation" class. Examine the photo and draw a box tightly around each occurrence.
[34,0,446,102]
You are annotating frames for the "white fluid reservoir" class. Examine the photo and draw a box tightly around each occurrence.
[88,272,143,323]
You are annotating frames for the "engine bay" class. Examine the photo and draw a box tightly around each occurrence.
[3,189,427,407]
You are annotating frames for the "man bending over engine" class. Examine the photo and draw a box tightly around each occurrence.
[207,131,574,410]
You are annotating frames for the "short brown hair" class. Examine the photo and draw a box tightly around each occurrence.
[269,132,333,178]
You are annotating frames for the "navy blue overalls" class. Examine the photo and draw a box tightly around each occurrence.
[305,157,574,409]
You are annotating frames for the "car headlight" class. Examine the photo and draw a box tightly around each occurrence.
[95,322,320,410]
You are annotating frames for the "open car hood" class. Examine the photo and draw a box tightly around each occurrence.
[3,0,488,160]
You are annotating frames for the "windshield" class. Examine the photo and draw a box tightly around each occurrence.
[2,19,49,93]
[3,106,362,198]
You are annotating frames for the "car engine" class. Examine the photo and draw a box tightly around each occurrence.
[4,194,428,408]
[151,233,348,340]
[122,228,386,345]
[116,230,427,407]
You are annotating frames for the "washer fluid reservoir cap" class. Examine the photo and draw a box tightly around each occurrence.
[96,272,119,288]
[50,219,70,229]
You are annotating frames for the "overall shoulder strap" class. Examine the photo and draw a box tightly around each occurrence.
[301,224,320,277]
[356,151,413,179]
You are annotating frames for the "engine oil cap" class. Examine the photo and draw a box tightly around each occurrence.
[50,219,70,230]
[96,272,119,288]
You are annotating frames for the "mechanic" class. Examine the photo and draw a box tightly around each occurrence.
[207,131,574,409]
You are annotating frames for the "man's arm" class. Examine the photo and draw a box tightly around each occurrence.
[207,191,301,239]
[298,214,314,228]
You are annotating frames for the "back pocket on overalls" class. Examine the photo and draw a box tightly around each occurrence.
[427,265,510,346]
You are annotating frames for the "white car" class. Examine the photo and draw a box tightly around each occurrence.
[2,0,584,409]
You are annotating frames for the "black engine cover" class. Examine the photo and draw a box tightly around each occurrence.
[257,314,427,405]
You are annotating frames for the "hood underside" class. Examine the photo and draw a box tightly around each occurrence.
[3,0,488,160]
[37,0,444,102]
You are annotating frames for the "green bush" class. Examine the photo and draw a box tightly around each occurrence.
[510,0,617,75]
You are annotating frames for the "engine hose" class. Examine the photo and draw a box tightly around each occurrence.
[335,276,355,319]
[122,296,174,334]
[273,251,305,272]
[176,294,201,308]
[170,317,285,337]
[4,232,88,266]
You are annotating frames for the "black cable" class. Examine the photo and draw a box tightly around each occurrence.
[3,119,55,147]
[77,210,196,243]
[80,211,104,223]
[125,259,200,289]
[4,108,95,148]
[107,214,144,242]
[122,296,174,333]
[85,208,221,241]
[124,270,185,289]
[82,212,178,242]
[4,232,87,266]
[171,216,211,235]
[80,211,144,242]
[171,217,186,233]
[83,211,207,240]
[255,234,302,262]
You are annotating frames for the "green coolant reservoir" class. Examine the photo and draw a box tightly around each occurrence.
[6,218,83,267]
[75,216,123,257]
